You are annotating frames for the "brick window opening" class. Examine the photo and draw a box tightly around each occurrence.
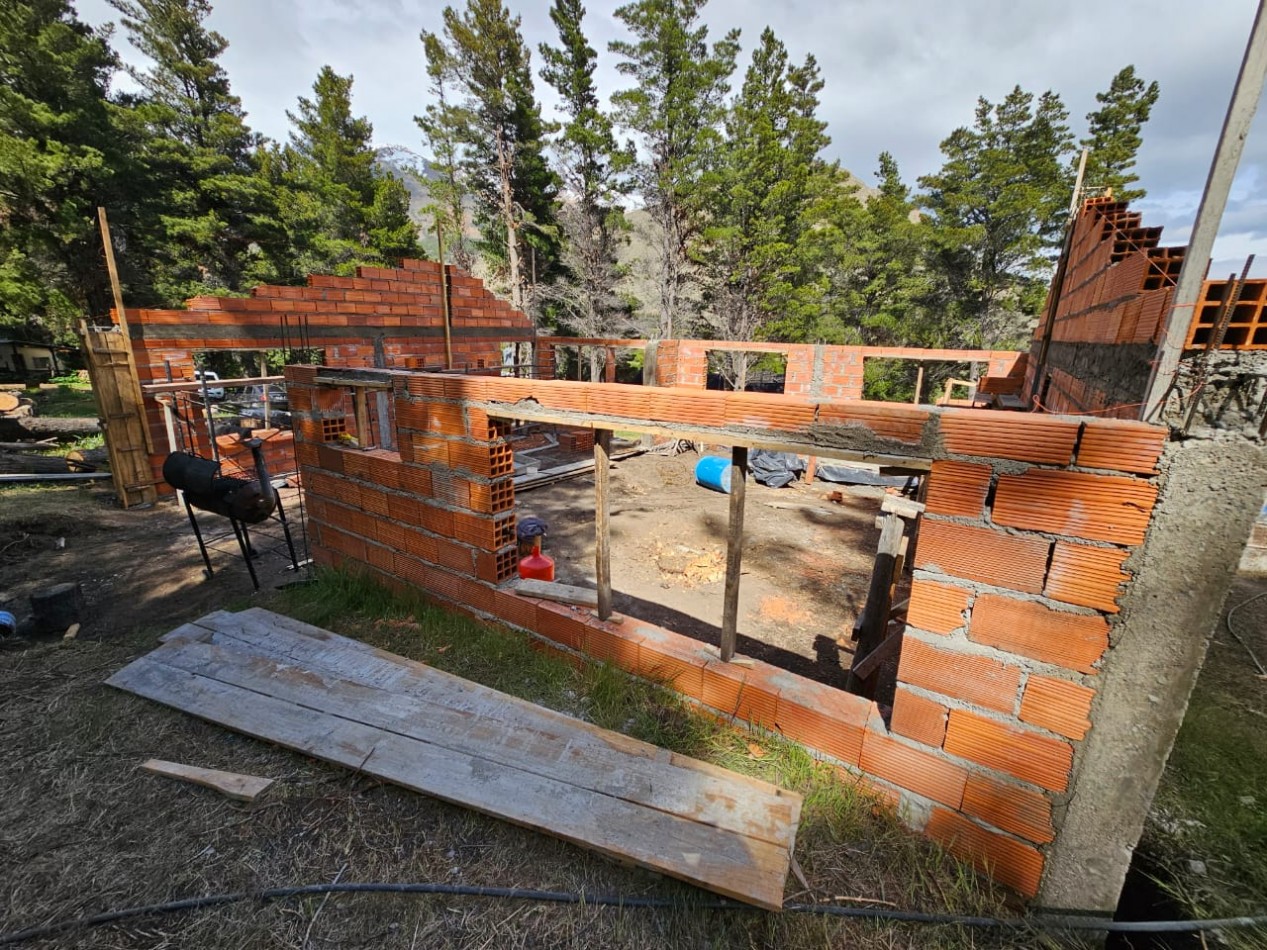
[705,350,787,393]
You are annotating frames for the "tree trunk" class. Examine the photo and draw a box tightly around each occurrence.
[0,416,101,441]
[0,450,69,474]
[497,133,522,313]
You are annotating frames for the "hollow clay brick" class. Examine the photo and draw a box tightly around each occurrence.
[897,636,1021,713]
[992,469,1156,545]
[1019,675,1095,740]
[937,412,1080,465]
[944,709,1073,792]
[961,773,1055,845]
[970,593,1109,674]
[924,460,992,518]
[906,579,974,635]
[860,731,967,809]
[1044,542,1129,613]
[926,807,1045,896]
[1076,419,1167,474]
[915,521,1050,594]
[890,686,949,748]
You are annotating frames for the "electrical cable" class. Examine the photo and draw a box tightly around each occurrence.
[1,880,1264,946]
[1225,589,1267,676]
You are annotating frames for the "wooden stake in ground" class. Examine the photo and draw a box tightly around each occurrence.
[594,428,612,621]
[720,446,749,663]
[140,759,274,802]
[846,513,904,696]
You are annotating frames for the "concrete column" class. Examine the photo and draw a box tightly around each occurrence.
[1038,437,1267,911]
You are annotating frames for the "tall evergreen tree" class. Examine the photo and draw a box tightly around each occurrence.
[272,66,420,278]
[609,0,739,339]
[0,0,125,339]
[538,0,632,357]
[852,153,940,345]
[696,28,832,387]
[421,0,559,313]
[918,86,1074,344]
[416,33,474,272]
[1081,65,1160,203]
[108,0,278,302]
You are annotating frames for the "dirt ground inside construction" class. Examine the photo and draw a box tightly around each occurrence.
[522,449,893,688]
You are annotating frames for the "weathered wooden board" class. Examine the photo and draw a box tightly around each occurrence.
[140,758,274,802]
[110,609,801,910]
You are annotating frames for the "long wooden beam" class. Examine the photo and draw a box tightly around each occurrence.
[142,375,284,394]
[485,403,933,470]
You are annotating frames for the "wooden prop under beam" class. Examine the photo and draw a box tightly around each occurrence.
[720,446,749,663]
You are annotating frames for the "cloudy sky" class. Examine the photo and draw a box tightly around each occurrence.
[76,0,1267,275]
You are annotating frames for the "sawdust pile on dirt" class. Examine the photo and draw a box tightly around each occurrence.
[651,540,725,587]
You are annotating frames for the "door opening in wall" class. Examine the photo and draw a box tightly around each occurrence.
[515,440,927,694]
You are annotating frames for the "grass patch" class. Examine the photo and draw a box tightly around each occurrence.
[25,383,97,418]
[1147,579,1267,947]
[263,567,1023,945]
[32,432,105,457]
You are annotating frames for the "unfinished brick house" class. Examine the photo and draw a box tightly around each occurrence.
[105,195,1264,914]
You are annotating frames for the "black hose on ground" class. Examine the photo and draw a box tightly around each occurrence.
[1,881,1264,945]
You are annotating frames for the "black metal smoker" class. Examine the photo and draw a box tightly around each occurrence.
[162,439,300,590]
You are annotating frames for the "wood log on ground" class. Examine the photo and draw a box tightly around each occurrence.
[66,446,109,472]
[0,415,100,441]
[0,450,68,474]
[0,392,20,412]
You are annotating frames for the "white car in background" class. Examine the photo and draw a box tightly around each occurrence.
[194,370,224,399]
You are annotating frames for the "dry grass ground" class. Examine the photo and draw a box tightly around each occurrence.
[0,483,1077,948]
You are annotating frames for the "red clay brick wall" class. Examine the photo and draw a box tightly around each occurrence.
[1027,195,1258,417]
[539,336,1024,402]
[118,260,534,489]
[290,368,1169,899]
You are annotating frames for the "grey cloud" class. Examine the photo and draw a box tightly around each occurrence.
[72,0,1267,254]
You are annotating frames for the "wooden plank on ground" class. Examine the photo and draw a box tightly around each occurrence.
[187,609,792,818]
[140,758,274,802]
[108,610,800,910]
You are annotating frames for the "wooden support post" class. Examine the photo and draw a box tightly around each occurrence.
[436,223,454,370]
[354,389,371,448]
[913,365,924,405]
[846,512,904,695]
[259,351,271,428]
[97,207,155,455]
[720,446,749,663]
[594,429,613,621]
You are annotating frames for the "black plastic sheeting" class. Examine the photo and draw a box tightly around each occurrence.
[814,464,913,488]
[748,449,807,488]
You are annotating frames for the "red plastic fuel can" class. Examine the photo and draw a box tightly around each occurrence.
[518,539,555,582]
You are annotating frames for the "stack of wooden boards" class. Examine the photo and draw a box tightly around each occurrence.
[108,608,802,910]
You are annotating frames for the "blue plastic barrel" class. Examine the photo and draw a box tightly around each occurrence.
[695,456,732,494]
[0,610,16,637]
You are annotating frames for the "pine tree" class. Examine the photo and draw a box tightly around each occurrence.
[1081,65,1160,203]
[918,86,1075,344]
[538,0,633,360]
[108,0,278,302]
[0,0,130,339]
[416,32,474,272]
[274,66,420,277]
[421,0,559,313]
[696,28,832,387]
[609,0,739,339]
[852,153,939,345]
